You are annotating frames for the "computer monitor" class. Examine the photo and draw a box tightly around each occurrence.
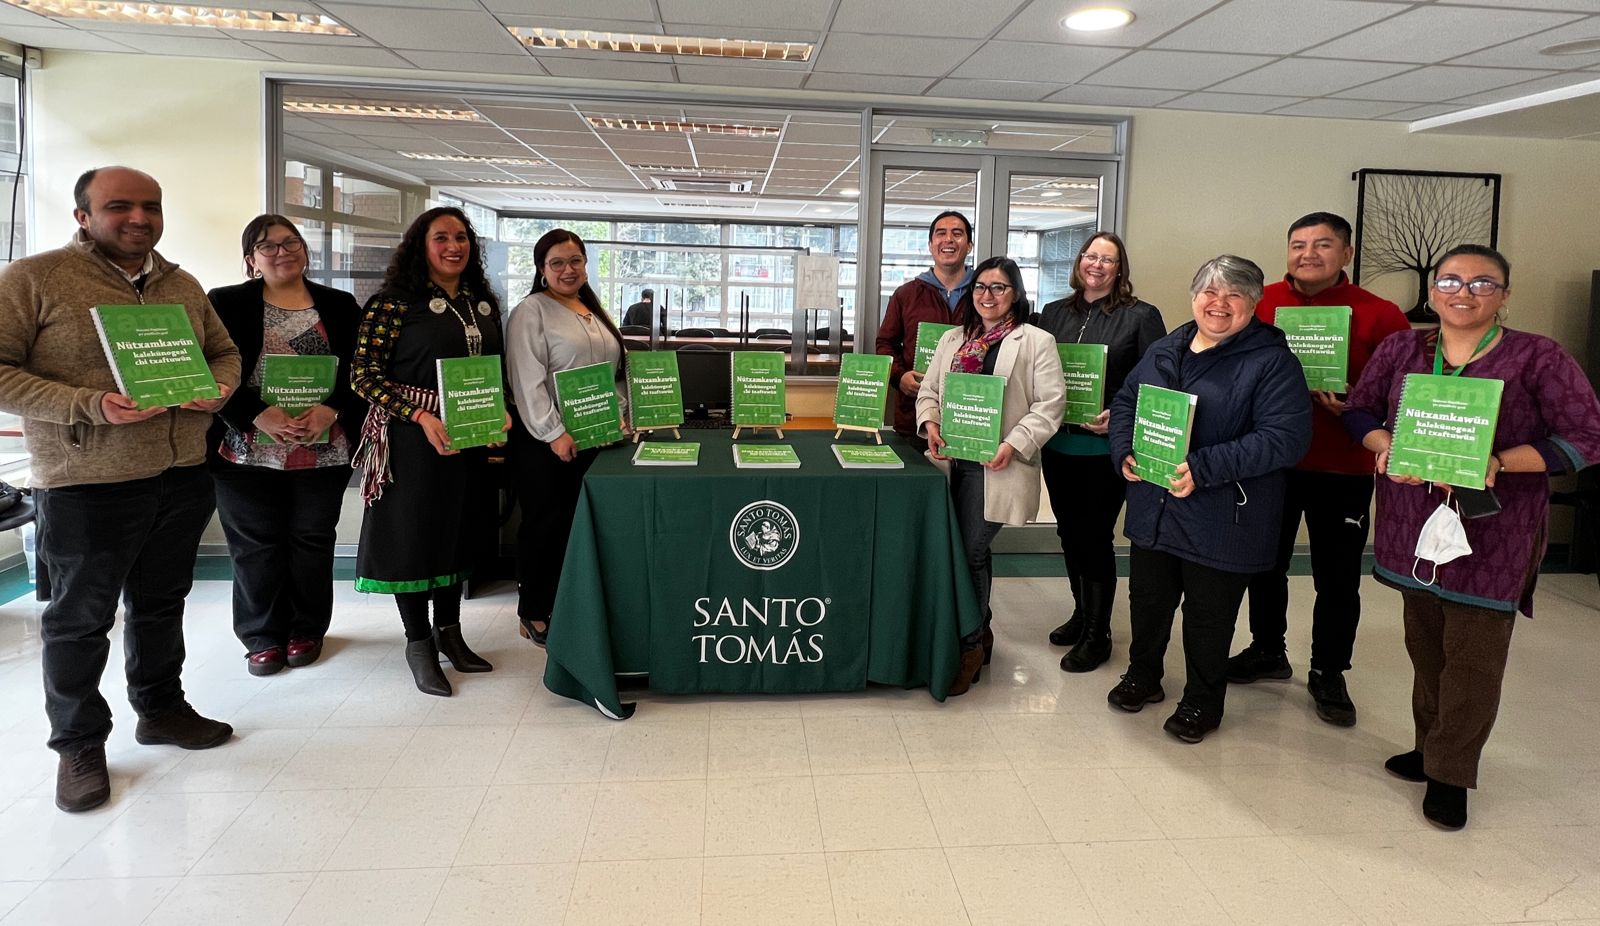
[677,349,731,419]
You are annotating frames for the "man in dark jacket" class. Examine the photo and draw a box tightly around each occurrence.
[875,211,973,448]
[622,288,654,329]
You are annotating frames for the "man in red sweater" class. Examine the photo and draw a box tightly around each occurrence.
[1229,212,1410,727]
[875,211,974,449]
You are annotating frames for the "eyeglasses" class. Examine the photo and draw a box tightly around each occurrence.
[546,255,587,272]
[1081,253,1120,266]
[972,282,1013,296]
[1433,276,1505,297]
[252,238,306,256]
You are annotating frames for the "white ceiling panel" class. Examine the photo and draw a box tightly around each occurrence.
[1160,91,1299,114]
[321,4,528,54]
[830,0,1028,37]
[1081,50,1278,90]
[1268,98,1414,118]
[1446,16,1600,69]
[396,51,550,75]
[70,21,226,37]
[537,57,676,80]
[1377,102,1462,121]
[998,0,1219,46]
[1334,65,1557,102]
[1042,85,1185,107]
[84,34,278,58]
[1304,6,1583,64]
[812,33,982,76]
[672,64,808,89]
[1152,0,1407,55]
[658,0,834,31]
[927,78,1059,102]
[1447,70,1600,105]
[0,3,57,27]
[802,73,933,94]
[492,15,665,33]
[952,41,1125,84]
[1208,57,1416,96]
[246,42,412,68]
[0,25,136,52]
[481,0,657,19]
[1460,0,1600,10]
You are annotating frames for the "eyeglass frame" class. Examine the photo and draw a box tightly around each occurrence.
[1432,275,1506,297]
[1080,253,1120,267]
[251,237,307,257]
[971,282,1014,296]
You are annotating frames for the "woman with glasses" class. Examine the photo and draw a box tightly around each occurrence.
[1345,244,1600,829]
[1032,232,1166,673]
[917,256,1065,694]
[207,214,366,675]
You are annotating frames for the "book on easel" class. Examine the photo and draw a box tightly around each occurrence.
[730,351,786,430]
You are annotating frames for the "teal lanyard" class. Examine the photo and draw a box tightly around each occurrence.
[1433,325,1498,376]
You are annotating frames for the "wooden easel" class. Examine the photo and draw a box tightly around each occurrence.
[732,423,784,440]
[831,423,882,444]
[632,425,681,443]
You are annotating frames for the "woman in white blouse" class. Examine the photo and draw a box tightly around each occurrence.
[504,229,629,646]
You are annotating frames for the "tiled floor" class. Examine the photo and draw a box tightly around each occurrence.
[0,572,1597,925]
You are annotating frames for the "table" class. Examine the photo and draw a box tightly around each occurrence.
[543,431,982,718]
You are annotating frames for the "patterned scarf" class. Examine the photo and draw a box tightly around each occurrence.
[950,317,1016,373]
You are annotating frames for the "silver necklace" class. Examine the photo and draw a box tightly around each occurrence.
[429,292,483,357]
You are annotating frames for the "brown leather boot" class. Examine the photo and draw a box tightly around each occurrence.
[947,644,985,697]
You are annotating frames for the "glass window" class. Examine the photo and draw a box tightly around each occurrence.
[284,161,323,210]
[333,173,402,224]
[615,222,718,246]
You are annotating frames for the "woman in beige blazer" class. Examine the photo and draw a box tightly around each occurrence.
[917,255,1066,694]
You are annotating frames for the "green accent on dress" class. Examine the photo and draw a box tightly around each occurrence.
[354,571,471,594]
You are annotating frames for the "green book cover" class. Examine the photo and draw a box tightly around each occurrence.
[832,352,892,431]
[1275,305,1352,392]
[732,444,801,468]
[627,351,684,431]
[1131,384,1198,486]
[90,304,221,408]
[832,443,904,469]
[914,322,956,374]
[435,355,506,451]
[1388,373,1505,489]
[258,354,337,444]
[940,371,1005,463]
[632,441,700,466]
[730,351,786,427]
[553,361,625,450]
[1057,343,1108,426]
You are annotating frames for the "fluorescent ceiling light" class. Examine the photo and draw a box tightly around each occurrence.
[450,178,572,185]
[1061,7,1134,32]
[632,164,766,177]
[285,100,482,121]
[1039,191,1063,198]
[588,116,780,138]
[814,207,834,213]
[4,0,354,34]
[1541,37,1600,56]
[400,152,545,166]
[839,188,860,197]
[507,27,811,62]
[1045,180,1099,190]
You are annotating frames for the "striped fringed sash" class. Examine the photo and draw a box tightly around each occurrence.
[353,383,440,506]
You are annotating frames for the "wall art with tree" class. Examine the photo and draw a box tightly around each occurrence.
[1352,169,1502,323]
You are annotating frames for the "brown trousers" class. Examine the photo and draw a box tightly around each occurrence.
[1400,589,1516,789]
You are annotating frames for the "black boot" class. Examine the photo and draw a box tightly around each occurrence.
[1048,570,1084,646]
[1061,578,1113,673]
[404,639,452,696]
[434,624,492,673]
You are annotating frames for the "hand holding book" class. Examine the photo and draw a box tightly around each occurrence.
[100,392,168,425]
[179,382,232,413]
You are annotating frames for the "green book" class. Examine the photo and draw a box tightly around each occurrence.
[258,354,337,444]
[435,355,506,451]
[90,304,221,408]
[632,441,700,466]
[1388,373,1505,489]
[730,351,786,428]
[1131,384,1198,486]
[627,351,684,431]
[1057,343,1108,426]
[733,443,801,469]
[832,352,891,431]
[914,322,956,374]
[832,443,904,469]
[940,371,1005,463]
[553,361,625,450]
[1275,305,1352,392]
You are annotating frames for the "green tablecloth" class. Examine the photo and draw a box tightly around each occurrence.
[543,431,982,718]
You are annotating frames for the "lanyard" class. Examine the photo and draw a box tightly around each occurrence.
[1433,325,1498,377]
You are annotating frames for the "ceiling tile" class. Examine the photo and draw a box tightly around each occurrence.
[831,0,1027,37]
[396,51,550,74]
[480,0,658,18]
[998,0,1218,46]
[85,33,278,58]
[1446,15,1600,69]
[492,15,665,33]
[1375,102,1463,121]
[321,4,527,54]
[802,73,933,94]
[64,21,225,37]
[1042,85,1184,107]
[1269,98,1415,118]
[245,42,412,67]
[1081,50,1278,90]
[1463,0,1600,10]
[952,41,1125,83]
[812,33,982,76]
[1209,58,1417,96]
[311,0,481,7]
[672,64,808,89]
[1303,5,1583,63]
[0,25,136,52]
[1152,0,1407,54]
[1160,91,1300,113]
[927,78,1058,102]
[0,3,56,26]
[537,58,676,80]
[1446,70,1600,105]
[1334,65,1557,102]
[658,0,833,31]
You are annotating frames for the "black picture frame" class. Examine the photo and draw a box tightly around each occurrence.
[1352,168,1502,322]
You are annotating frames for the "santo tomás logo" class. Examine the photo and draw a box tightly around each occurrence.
[728,500,799,571]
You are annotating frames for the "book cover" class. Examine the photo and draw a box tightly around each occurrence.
[730,351,787,427]
[90,304,221,408]
[627,351,684,431]
[939,371,1006,463]
[1131,384,1198,486]
[832,352,891,431]
[553,361,625,450]
[1275,305,1352,392]
[733,444,802,468]
[914,322,956,374]
[1057,343,1109,426]
[258,353,337,444]
[435,355,507,451]
[632,441,700,466]
[832,443,904,469]
[1388,373,1505,489]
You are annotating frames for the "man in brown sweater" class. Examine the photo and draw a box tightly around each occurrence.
[0,167,241,813]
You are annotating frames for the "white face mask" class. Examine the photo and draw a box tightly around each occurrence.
[1413,501,1473,586]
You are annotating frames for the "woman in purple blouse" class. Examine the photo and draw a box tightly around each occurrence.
[1345,244,1600,830]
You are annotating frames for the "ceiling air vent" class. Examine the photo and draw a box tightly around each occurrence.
[653,175,754,193]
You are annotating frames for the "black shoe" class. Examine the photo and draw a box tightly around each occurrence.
[134,702,234,750]
[404,639,453,697]
[1106,673,1164,712]
[1423,778,1468,829]
[1226,644,1292,684]
[55,744,110,813]
[1050,572,1084,646]
[1162,702,1221,744]
[1061,579,1114,674]
[434,624,493,673]
[1385,750,1427,783]
[518,617,548,648]
[1307,670,1357,726]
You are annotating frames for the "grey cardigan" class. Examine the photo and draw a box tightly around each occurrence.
[504,291,626,442]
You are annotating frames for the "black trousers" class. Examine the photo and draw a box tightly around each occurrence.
[951,459,1003,634]
[34,465,214,754]
[212,463,350,653]
[1127,545,1251,716]
[1245,469,1374,673]
[508,420,599,623]
[1039,448,1126,584]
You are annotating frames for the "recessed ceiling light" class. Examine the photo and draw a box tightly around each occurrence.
[1039,191,1063,198]
[286,100,482,121]
[4,0,354,34]
[815,207,834,213]
[451,178,572,185]
[1061,7,1134,32]
[507,26,812,62]
[1540,37,1600,56]
[1045,180,1100,190]
[839,188,860,197]
[632,163,766,177]
[588,116,780,138]
[401,152,545,166]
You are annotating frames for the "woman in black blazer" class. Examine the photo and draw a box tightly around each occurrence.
[207,214,367,676]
